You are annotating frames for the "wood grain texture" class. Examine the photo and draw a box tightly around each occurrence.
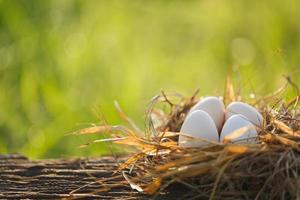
[0,154,149,200]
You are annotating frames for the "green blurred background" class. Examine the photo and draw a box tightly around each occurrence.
[0,0,299,158]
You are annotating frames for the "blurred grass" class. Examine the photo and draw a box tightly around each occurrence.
[0,0,299,158]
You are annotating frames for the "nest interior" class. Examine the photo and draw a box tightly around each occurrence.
[74,80,300,200]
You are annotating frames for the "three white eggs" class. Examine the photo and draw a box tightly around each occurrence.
[179,97,263,148]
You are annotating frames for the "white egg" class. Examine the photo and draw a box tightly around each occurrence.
[179,110,219,148]
[189,96,225,132]
[226,101,263,127]
[220,114,257,143]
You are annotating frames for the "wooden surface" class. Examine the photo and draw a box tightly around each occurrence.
[0,154,149,200]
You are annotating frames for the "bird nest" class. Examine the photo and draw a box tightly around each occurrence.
[73,79,300,199]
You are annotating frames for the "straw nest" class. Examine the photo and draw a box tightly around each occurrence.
[74,78,300,199]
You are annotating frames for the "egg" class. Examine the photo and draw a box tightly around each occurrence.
[226,101,263,127]
[179,110,219,148]
[220,114,257,143]
[189,96,225,132]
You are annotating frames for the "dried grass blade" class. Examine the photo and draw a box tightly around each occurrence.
[260,81,288,103]
[209,157,234,200]
[179,132,221,145]
[175,155,235,179]
[225,145,249,154]
[272,119,300,137]
[159,141,178,148]
[143,178,162,195]
[114,101,143,136]
[114,135,155,151]
[69,125,134,136]
[122,171,143,192]
[93,137,127,143]
[223,126,252,144]
[155,131,179,138]
[264,133,299,149]
[156,152,215,172]
[224,76,236,106]
[286,95,300,108]
[69,125,113,135]
[116,152,145,172]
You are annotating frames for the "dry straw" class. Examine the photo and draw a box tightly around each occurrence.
[72,77,300,199]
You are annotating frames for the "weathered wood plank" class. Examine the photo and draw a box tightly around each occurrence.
[0,154,149,199]
[0,154,191,199]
